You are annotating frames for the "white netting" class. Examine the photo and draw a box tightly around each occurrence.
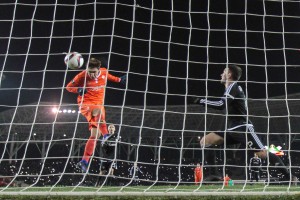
[0,0,300,196]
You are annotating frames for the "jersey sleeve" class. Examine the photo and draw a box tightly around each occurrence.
[199,97,226,110]
[200,82,238,110]
[101,68,121,83]
[66,72,84,93]
[107,73,121,83]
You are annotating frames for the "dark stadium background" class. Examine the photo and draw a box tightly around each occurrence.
[1,0,300,106]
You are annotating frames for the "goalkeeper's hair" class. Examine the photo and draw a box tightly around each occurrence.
[87,58,101,69]
[228,65,242,81]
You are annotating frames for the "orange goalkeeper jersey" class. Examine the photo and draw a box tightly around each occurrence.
[194,167,202,177]
[66,68,120,105]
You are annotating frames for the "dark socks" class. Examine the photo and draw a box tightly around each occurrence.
[268,152,290,179]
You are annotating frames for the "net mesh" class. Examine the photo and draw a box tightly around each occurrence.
[0,0,300,195]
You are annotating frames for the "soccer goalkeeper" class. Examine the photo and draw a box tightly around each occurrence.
[190,65,297,185]
[66,58,126,173]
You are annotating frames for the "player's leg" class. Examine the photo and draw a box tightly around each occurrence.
[250,170,253,183]
[81,127,99,166]
[109,162,117,176]
[195,176,199,185]
[256,149,297,184]
[225,125,263,184]
[75,105,96,172]
[91,106,109,138]
[81,106,108,168]
[255,171,259,182]
[96,161,108,186]
[246,125,297,185]
[76,106,104,172]
[95,169,104,187]
[199,132,224,148]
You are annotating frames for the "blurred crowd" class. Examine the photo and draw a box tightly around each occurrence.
[0,156,299,187]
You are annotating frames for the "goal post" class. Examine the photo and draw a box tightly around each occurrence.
[0,0,299,197]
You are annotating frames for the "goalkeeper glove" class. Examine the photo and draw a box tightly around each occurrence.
[77,88,87,96]
[120,75,127,85]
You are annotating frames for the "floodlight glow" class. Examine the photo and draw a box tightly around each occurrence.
[72,110,76,113]
[67,110,71,113]
[52,108,58,113]
[63,109,67,113]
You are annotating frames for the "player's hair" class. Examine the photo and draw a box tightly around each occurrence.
[228,65,242,81]
[87,58,101,69]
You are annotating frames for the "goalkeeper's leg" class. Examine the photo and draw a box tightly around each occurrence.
[246,125,297,185]
[91,106,108,137]
[76,106,104,173]
[79,107,107,170]
[256,150,297,185]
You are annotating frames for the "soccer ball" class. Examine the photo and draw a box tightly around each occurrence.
[64,52,84,69]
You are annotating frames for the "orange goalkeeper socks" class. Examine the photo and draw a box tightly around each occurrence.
[100,123,108,136]
[82,136,97,163]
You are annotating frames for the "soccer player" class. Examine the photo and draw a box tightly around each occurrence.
[95,124,118,186]
[194,163,203,185]
[66,58,126,173]
[129,162,143,185]
[191,65,297,185]
[249,153,262,183]
[223,174,231,186]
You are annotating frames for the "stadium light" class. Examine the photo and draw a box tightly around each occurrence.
[52,107,79,114]
[52,108,58,113]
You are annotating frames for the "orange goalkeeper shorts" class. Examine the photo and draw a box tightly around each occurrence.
[79,104,106,130]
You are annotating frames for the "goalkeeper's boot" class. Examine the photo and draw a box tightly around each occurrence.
[76,160,88,173]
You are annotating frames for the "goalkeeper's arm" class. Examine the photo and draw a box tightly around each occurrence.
[189,96,227,110]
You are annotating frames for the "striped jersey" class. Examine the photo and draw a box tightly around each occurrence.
[200,82,251,128]
[249,157,262,171]
[100,135,118,160]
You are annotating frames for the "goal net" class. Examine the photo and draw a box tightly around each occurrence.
[0,0,300,196]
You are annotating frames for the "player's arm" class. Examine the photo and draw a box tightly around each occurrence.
[107,72,126,85]
[66,73,83,93]
[193,93,234,110]
[195,84,237,110]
